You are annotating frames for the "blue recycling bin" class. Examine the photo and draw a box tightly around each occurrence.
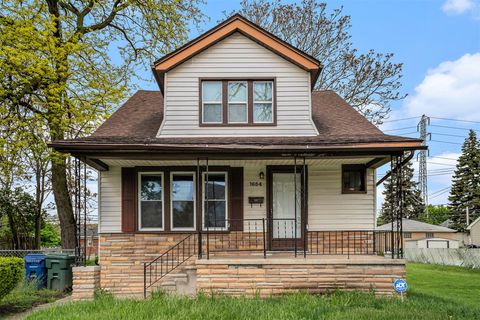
[24,253,47,289]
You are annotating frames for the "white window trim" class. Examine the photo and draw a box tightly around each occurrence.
[202,172,228,231]
[227,81,248,124]
[138,172,165,231]
[253,81,274,124]
[202,81,223,124]
[170,172,196,231]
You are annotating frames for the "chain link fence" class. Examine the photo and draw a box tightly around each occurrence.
[0,248,75,258]
[405,248,480,269]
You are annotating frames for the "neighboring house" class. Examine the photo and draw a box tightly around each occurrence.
[467,217,480,246]
[51,15,424,298]
[377,219,459,249]
[79,224,99,260]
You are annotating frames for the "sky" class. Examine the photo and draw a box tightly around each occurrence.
[51,0,480,221]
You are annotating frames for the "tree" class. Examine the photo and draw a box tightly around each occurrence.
[0,187,44,249]
[234,0,404,125]
[41,221,61,247]
[420,205,450,226]
[0,0,204,248]
[378,160,425,225]
[448,130,480,231]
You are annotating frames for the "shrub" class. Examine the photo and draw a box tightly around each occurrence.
[0,257,23,300]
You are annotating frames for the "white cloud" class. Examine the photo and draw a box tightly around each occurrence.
[442,0,475,14]
[404,53,480,120]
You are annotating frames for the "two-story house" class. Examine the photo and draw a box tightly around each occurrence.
[52,15,424,298]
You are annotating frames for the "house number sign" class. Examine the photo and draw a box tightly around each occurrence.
[249,181,263,187]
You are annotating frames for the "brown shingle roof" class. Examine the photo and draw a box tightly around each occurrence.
[51,90,422,151]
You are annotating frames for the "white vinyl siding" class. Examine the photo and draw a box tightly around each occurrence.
[308,167,375,231]
[97,160,376,234]
[99,166,122,233]
[158,32,318,137]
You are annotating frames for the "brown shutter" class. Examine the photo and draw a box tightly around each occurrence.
[121,167,136,232]
[229,167,244,231]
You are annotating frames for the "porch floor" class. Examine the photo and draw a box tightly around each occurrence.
[198,251,404,265]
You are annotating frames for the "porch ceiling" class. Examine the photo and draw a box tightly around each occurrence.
[98,158,378,168]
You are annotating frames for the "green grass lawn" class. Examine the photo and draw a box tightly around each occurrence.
[0,280,64,317]
[25,263,480,320]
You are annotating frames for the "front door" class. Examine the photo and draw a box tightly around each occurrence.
[267,166,306,250]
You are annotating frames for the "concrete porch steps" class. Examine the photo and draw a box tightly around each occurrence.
[150,262,197,296]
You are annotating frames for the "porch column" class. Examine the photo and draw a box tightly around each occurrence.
[390,154,405,259]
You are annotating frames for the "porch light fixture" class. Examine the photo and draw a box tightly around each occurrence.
[259,171,265,180]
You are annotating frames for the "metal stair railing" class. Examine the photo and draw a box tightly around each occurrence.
[143,233,196,298]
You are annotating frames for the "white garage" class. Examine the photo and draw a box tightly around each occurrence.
[405,237,460,249]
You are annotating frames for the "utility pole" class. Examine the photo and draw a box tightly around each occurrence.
[417,114,430,217]
[466,206,470,227]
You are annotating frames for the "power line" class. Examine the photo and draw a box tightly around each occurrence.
[430,140,463,145]
[429,156,458,161]
[431,132,467,138]
[425,161,456,166]
[430,189,451,200]
[430,124,480,132]
[429,186,450,197]
[430,117,480,124]
[383,126,417,132]
[382,116,421,123]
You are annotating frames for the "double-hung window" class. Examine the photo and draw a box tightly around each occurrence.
[228,81,248,123]
[203,172,228,230]
[202,81,223,123]
[253,81,273,123]
[138,173,164,230]
[170,173,196,231]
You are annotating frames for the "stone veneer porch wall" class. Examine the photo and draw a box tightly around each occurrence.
[100,233,405,297]
[99,233,193,296]
[196,258,406,297]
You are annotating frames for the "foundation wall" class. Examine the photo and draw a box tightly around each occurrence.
[196,258,406,297]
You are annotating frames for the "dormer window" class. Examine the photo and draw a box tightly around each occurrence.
[200,79,276,126]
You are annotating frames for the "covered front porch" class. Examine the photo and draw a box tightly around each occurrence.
[63,147,419,298]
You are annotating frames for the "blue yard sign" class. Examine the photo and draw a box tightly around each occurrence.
[394,279,408,293]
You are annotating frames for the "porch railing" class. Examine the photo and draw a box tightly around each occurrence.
[143,233,196,298]
[204,218,267,258]
[143,226,401,297]
[307,230,399,257]
[202,219,400,259]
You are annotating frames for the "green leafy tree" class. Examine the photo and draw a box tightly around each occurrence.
[420,205,451,226]
[378,160,425,225]
[41,222,61,247]
[0,188,44,249]
[234,0,404,124]
[448,130,480,231]
[0,0,204,248]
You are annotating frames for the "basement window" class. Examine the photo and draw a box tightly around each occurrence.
[342,164,366,194]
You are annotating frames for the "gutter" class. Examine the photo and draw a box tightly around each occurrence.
[376,151,415,187]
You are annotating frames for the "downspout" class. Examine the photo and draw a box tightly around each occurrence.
[376,151,414,187]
